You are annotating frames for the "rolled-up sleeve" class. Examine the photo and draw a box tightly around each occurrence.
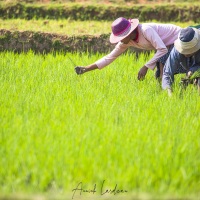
[162,47,179,90]
[143,27,168,70]
[95,42,128,69]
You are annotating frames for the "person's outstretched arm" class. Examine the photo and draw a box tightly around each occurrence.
[75,43,128,75]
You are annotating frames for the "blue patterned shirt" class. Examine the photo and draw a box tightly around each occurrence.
[162,48,200,89]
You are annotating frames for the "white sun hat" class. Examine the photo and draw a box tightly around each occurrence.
[174,27,200,54]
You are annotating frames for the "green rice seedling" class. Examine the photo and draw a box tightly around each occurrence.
[190,68,200,80]
[179,68,200,93]
[0,51,200,200]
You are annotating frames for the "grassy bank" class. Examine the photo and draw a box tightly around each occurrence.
[0,19,197,36]
[0,21,199,54]
[0,2,199,22]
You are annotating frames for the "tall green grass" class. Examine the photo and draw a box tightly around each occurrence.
[0,51,200,199]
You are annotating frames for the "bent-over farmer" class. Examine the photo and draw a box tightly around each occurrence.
[162,27,200,96]
[75,17,181,80]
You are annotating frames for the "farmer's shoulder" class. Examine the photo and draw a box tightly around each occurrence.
[140,23,181,32]
[169,47,182,60]
[140,23,153,31]
[140,23,160,34]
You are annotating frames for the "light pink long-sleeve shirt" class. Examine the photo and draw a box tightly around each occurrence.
[95,23,181,70]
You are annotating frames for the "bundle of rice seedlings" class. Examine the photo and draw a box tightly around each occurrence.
[179,77,192,89]
[189,68,200,80]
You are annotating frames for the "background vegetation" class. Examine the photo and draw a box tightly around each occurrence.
[1,21,198,53]
[0,19,196,35]
[0,2,199,22]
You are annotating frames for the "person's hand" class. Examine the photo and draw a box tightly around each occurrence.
[167,88,172,97]
[187,71,193,78]
[75,66,86,75]
[137,66,148,80]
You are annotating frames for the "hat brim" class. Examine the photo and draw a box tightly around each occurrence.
[109,19,139,44]
[174,28,200,54]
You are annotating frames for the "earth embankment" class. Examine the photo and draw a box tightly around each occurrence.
[0,2,199,53]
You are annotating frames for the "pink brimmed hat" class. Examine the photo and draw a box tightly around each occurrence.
[110,17,139,44]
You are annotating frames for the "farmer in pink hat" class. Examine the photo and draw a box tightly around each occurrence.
[75,17,181,80]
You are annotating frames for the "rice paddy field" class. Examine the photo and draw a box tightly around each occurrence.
[0,50,200,200]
